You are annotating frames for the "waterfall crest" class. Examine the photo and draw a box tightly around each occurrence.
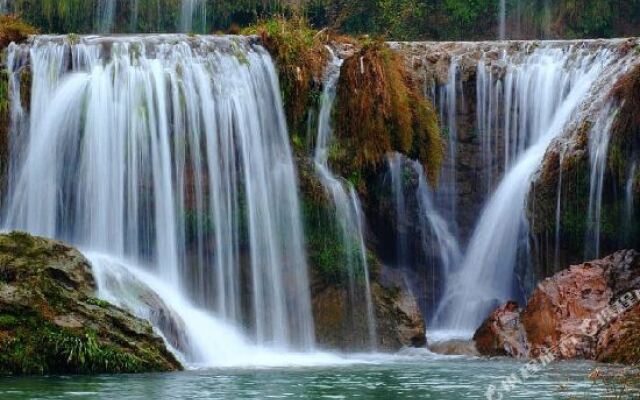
[4,35,315,363]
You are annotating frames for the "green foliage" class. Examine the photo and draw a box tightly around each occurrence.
[298,163,367,287]
[4,0,640,40]
[0,314,18,328]
[86,297,110,308]
[0,232,181,375]
[443,0,492,25]
[0,315,150,375]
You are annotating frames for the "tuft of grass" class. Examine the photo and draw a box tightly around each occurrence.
[334,39,444,186]
[244,16,329,132]
[0,15,37,49]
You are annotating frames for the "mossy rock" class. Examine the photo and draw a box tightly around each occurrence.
[0,232,182,375]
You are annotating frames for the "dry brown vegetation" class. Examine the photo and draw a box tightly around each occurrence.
[334,40,444,185]
[0,14,37,49]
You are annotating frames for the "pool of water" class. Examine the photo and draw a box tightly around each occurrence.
[0,351,629,399]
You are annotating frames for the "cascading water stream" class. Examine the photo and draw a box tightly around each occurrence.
[626,162,638,232]
[4,35,316,365]
[388,153,462,325]
[585,103,617,259]
[313,49,377,349]
[554,146,567,269]
[499,0,506,40]
[433,57,461,235]
[97,0,117,33]
[433,44,630,335]
[181,0,207,33]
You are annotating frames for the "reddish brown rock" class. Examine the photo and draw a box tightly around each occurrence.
[474,250,640,363]
[522,261,611,359]
[473,301,527,357]
[596,303,640,364]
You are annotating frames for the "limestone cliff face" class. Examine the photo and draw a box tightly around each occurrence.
[0,232,181,375]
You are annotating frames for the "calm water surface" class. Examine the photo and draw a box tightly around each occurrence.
[0,353,630,399]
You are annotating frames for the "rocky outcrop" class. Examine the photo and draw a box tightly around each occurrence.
[596,303,640,364]
[311,262,426,351]
[474,250,640,364]
[473,301,527,357]
[0,232,181,375]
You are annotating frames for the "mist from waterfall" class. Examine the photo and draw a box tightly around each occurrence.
[4,35,316,364]
[313,49,377,349]
[433,44,629,335]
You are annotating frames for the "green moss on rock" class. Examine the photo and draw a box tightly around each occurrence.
[0,232,182,375]
[245,17,329,137]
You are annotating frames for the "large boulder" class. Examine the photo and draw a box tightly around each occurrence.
[474,250,640,363]
[0,232,181,375]
[473,301,527,357]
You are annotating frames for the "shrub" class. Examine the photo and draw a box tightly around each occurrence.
[334,39,444,185]
[0,15,37,49]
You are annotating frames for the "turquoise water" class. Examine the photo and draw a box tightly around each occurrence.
[0,353,630,399]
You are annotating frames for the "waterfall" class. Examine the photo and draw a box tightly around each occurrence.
[131,0,139,31]
[4,35,315,363]
[499,0,506,40]
[313,49,377,349]
[388,154,462,325]
[476,56,499,194]
[96,0,117,33]
[435,57,460,235]
[626,162,637,233]
[554,147,566,269]
[389,155,410,269]
[434,44,627,335]
[181,0,207,33]
[585,103,616,259]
